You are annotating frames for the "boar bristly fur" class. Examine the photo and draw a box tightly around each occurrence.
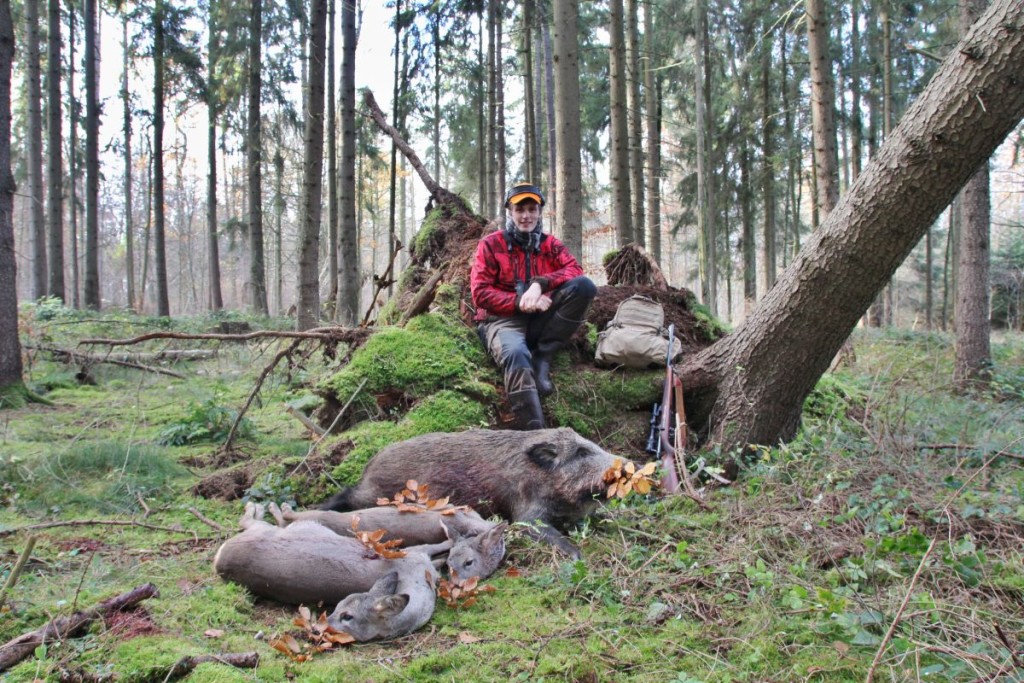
[321,428,624,558]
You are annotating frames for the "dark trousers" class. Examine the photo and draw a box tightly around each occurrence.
[477,276,597,394]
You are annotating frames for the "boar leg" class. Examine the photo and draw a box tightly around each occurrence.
[517,518,581,560]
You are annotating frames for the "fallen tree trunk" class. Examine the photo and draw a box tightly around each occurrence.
[0,584,159,672]
[679,0,1024,447]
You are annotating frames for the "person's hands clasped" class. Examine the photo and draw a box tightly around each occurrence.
[518,282,552,313]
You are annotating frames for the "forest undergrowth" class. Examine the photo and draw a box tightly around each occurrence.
[1,306,1023,683]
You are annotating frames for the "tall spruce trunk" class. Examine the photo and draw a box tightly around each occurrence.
[760,15,777,292]
[0,0,25,398]
[46,0,64,301]
[608,0,631,247]
[625,0,644,246]
[953,0,993,388]
[337,0,358,325]
[297,0,327,331]
[643,4,661,265]
[806,0,839,217]
[122,13,137,311]
[247,0,268,315]
[25,0,46,299]
[152,0,170,316]
[206,6,223,311]
[551,0,582,256]
[83,0,100,310]
[326,0,338,309]
[694,0,716,313]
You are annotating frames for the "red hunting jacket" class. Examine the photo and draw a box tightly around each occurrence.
[470,228,584,322]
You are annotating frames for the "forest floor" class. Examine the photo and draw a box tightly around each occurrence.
[2,307,1024,683]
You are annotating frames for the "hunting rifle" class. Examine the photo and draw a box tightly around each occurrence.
[645,324,685,493]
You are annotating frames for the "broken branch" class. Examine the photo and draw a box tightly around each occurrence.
[0,584,159,672]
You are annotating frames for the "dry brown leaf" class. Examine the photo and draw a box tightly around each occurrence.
[458,631,482,644]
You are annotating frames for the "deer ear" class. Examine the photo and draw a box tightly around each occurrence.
[441,519,467,542]
[483,523,508,550]
[372,593,410,617]
[369,571,400,596]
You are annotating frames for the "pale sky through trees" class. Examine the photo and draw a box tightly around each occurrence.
[93,2,396,169]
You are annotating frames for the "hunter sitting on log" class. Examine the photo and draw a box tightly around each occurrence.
[469,182,596,429]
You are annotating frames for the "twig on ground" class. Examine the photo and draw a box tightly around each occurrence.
[136,492,151,517]
[865,451,1005,683]
[223,338,304,451]
[0,519,200,539]
[289,378,368,480]
[187,507,224,532]
[284,404,326,436]
[0,536,36,611]
[77,327,367,347]
[994,622,1023,670]
[156,652,260,682]
[0,584,159,672]
[361,238,403,327]
[24,343,186,379]
[864,537,938,683]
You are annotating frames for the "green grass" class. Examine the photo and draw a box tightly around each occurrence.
[2,314,1024,682]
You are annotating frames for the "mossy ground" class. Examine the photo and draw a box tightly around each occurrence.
[2,307,1023,682]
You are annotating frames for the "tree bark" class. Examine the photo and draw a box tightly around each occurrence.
[953,0,993,388]
[68,7,80,308]
[694,0,716,313]
[152,0,170,316]
[327,0,338,310]
[806,0,840,217]
[625,0,644,247]
[337,0,359,325]
[760,14,777,293]
[551,0,582,256]
[247,0,268,315]
[522,0,537,183]
[296,0,327,331]
[25,0,46,300]
[83,0,100,310]
[45,0,64,302]
[123,12,138,311]
[0,0,24,396]
[643,5,661,266]
[608,0,631,248]
[205,5,222,312]
[681,0,1024,448]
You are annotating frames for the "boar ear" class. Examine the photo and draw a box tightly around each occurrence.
[373,593,410,617]
[527,443,560,470]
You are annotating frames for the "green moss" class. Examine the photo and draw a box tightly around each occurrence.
[412,207,445,257]
[804,372,866,420]
[110,636,199,681]
[329,390,490,486]
[690,300,730,340]
[548,364,661,440]
[317,312,492,421]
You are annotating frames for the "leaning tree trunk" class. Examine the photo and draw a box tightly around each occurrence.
[681,0,1024,448]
